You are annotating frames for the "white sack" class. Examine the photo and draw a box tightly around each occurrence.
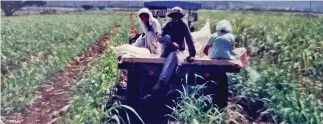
[184,19,212,58]
[111,44,151,58]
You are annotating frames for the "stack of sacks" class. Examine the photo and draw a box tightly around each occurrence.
[184,19,212,58]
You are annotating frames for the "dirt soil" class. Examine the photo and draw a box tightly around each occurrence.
[4,24,120,124]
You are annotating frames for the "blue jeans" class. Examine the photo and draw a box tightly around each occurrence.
[159,51,182,84]
[158,35,185,84]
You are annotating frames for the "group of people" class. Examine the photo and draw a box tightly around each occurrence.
[132,7,239,92]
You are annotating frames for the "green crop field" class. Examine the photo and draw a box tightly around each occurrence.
[1,10,322,124]
[1,14,123,115]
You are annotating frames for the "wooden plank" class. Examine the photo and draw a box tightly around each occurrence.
[120,56,242,67]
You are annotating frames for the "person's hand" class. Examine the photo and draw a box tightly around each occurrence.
[186,56,195,63]
[172,42,179,49]
[151,42,158,54]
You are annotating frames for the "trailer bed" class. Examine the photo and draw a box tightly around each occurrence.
[119,56,241,73]
[117,56,241,122]
[119,56,242,66]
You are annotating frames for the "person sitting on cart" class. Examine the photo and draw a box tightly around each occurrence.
[203,20,248,67]
[203,20,236,60]
[202,20,249,108]
[132,8,162,54]
[152,6,196,91]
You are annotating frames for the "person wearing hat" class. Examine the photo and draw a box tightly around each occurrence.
[132,8,162,54]
[152,6,196,91]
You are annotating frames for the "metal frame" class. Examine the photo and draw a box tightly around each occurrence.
[144,1,202,27]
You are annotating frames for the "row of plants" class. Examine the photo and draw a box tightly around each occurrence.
[61,16,136,123]
[1,15,114,74]
[1,14,123,116]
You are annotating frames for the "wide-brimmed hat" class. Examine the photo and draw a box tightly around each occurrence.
[167,6,185,18]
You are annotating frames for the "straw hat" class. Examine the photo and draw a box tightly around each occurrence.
[167,6,185,18]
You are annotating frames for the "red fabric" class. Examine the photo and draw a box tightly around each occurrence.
[203,45,211,56]
[233,47,249,68]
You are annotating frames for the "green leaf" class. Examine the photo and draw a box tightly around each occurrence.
[120,105,145,124]
[108,115,120,124]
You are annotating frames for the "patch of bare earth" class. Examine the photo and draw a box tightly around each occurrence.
[4,24,120,124]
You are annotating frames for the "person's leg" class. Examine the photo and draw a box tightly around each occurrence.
[152,52,178,90]
[159,52,178,84]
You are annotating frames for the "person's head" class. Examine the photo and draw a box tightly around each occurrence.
[138,8,151,24]
[139,13,149,23]
[216,20,232,33]
[167,6,185,21]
